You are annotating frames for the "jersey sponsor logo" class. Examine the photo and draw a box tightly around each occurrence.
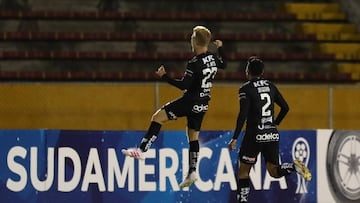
[261,116,273,124]
[192,104,208,113]
[253,80,269,87]
[200,88,211,97]
[202,55,214,64]
[257,124,276,130]
[256,132,279,142]
[200,92,210,97]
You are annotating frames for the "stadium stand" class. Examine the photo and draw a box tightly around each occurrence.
[0,32,318,41]
[0,0,359,82]
[280,1,360,81]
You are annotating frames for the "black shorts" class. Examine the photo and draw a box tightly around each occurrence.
[162,96,208,131]
[238,130,280,165]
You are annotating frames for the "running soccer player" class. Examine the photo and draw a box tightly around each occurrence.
[228,56,311,202]
[122,25,226,188]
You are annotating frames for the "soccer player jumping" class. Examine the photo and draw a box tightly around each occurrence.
[122,25,226,188]
[228,56,311,202]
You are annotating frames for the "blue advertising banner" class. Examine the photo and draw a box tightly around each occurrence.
[0,130,316,203]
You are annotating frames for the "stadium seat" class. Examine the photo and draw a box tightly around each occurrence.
[0,69,352,83]
[0,10,297,21]
[0,51,335,61]
[280,2,346,21]
[0,1,359,82]
[0,31,318,42]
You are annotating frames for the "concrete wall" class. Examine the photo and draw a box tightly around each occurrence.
[0,82,358,130]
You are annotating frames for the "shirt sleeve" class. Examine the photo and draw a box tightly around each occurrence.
[274,86,289,125]
[217,47,227,70]
[161,64,194,90]
[232,87,250,139]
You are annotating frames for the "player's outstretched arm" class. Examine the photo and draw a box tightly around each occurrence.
[159,64,193,90]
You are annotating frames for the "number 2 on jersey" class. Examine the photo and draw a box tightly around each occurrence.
[260,93,271,116]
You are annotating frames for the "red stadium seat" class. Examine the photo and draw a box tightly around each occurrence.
[0,2,358,82]
[0,51,336,61]
[0,10,297,21]
[0,32,318,42]
[0,70,352,82]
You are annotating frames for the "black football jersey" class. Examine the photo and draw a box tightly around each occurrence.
[162,48,226,101]
[232,78,289,139]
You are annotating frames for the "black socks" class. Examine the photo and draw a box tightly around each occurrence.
[140,123,200,177]
[237,178,250,202]
[140,121,161,152]
[188,140,199,174]
[277,162,295,177]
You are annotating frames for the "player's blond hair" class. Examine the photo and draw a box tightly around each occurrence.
[192,26,211,47]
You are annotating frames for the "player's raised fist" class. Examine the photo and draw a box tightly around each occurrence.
[156,65,166,77]
[213,40,223,48]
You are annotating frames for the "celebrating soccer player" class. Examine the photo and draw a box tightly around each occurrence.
[228,56,311,202]
[122,25,226,188]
